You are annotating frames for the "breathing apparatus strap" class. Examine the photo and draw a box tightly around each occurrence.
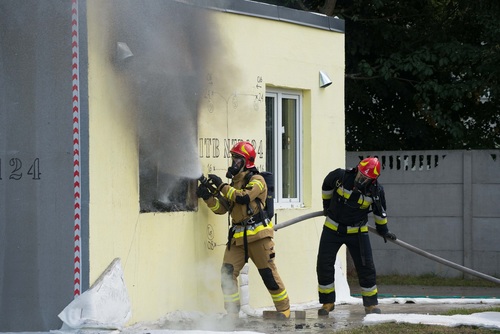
[243,172,255,216]
[243,225,249,263]
[226,197,234,250]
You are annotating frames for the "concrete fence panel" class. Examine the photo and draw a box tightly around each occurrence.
[347,150,500,278]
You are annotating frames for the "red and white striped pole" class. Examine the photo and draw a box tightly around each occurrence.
[71,0,82,298]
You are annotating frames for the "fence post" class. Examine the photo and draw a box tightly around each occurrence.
[463,151,473,273]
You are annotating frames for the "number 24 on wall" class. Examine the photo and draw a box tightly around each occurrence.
[0,158,41,180]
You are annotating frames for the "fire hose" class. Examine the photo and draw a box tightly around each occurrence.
[196,172,500,315]
[274,210,500,285]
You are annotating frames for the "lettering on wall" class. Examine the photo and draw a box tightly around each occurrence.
[0,157,41,180]
[198,138,265,173]
[204,74,264,113]
[255,76,264,110]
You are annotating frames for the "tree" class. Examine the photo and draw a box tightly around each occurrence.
[256,0,500,150]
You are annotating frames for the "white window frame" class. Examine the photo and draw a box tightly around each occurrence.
[266,89,303,209]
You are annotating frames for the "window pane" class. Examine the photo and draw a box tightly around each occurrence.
[282,98,297,198]
[266,89,302,205]
[265,96,275,176]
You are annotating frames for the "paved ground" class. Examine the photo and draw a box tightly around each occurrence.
[125,286,500,333]
[130,302,497,334]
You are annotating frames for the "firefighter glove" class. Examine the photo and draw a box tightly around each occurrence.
[380,231,397,243]
[196,184,212,200]
[208,174,224,190]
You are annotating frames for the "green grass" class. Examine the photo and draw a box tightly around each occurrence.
[444,306,500,315]
[347,274,499,287]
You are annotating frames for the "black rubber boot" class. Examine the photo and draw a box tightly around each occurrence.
[318,303,335,316]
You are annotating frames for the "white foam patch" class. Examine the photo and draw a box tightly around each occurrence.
[364,311,500,329]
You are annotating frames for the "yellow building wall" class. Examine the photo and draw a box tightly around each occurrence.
[87,1,345,325]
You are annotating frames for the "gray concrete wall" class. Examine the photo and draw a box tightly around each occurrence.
[347,150,500,278]
[0,1,81,331]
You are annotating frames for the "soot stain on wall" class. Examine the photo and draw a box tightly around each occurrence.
[106,0,223,212]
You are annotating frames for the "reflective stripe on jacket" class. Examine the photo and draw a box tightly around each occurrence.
[324,216,369,234]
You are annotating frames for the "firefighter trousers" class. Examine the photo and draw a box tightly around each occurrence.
[316,225,378,307]
[221,237,290,313]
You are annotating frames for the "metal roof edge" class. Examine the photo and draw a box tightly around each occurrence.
[175,0,345,33]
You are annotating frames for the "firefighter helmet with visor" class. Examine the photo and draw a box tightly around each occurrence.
[355,157,381,189]
[230,141,256,169]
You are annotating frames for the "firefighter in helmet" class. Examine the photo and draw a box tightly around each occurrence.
[316,157,396,315]
[197,141,290,319]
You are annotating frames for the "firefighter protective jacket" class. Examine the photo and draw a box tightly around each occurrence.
[203,170,274,246]
[322,168,389,235]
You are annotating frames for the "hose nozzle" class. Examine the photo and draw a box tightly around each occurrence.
[198,174,217,194]
[198,174,209,185]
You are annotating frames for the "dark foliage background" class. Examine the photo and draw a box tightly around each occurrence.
[255,0,500,150]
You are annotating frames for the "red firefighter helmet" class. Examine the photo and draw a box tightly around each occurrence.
[357,157,381,179]
[230,141,256,168]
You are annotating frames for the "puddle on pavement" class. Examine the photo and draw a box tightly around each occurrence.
[133,306,368,333]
